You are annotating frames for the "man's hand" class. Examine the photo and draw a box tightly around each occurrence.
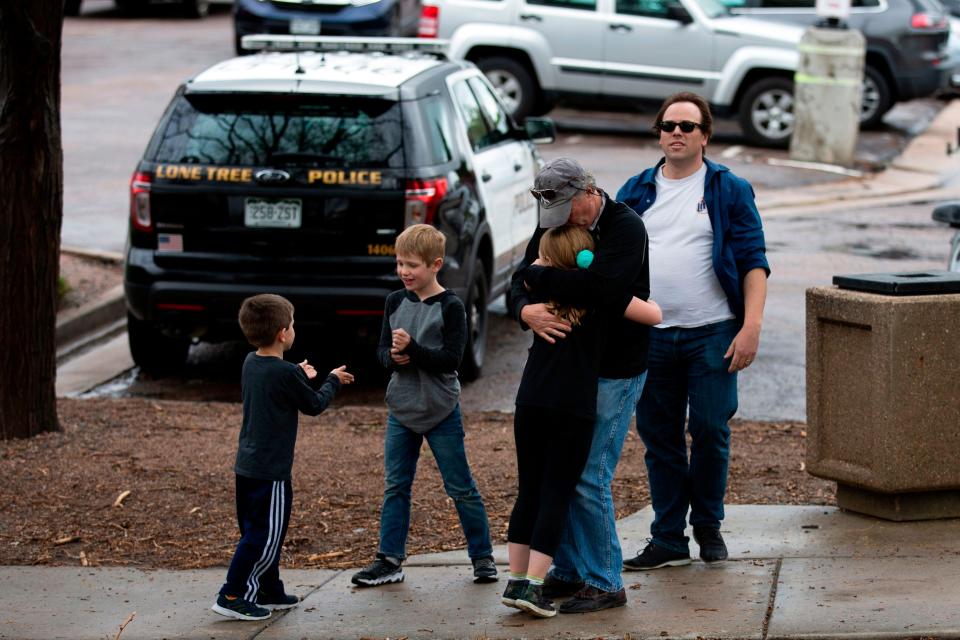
[298,360,317,379]
[520,303,571,344]
[330,365,355,385]
[392,328,411,352]
[724,322,760,372]
[390,351,411,366]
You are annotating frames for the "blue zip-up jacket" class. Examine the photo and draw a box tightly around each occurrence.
[616,157,770,325]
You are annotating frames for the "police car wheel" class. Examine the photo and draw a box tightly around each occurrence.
[459,265,487,382]
[127,313,190,376]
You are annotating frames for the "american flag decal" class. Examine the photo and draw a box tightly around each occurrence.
[157,233,183,253]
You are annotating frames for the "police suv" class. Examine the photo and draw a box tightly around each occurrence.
[124,37,555,379]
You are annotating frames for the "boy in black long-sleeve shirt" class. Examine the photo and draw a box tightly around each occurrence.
[212,294,353,621]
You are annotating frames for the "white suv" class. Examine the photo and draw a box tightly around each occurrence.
[424,0,806,146]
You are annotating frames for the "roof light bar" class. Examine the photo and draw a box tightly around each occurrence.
[240,35,450,56]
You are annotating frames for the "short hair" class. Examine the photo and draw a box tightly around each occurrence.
[539,225,595,326]
[395,224,446,263]
[653,91,714,142]
[238,294,294,348]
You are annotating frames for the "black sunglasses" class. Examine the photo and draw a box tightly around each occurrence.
[657,120,704,134]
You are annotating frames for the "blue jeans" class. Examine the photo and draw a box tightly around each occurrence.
[378,404,493,561]
[636,319,739,554]
[550,374,646,592]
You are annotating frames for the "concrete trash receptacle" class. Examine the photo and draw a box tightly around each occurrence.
[806,271,960,521]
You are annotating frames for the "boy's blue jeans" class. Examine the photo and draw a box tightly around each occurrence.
[550,373,646,593]
[636,319,740,554]
[378,404,493,561]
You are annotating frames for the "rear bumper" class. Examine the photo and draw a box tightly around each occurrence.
[234,0,395,36]
[124,247,395,343]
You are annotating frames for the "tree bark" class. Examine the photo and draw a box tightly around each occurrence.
[0,1,64,439]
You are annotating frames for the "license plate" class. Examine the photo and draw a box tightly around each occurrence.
[290,19,321,35]
[244,198,302,228]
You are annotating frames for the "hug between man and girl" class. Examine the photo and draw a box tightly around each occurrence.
[210,91,769,622]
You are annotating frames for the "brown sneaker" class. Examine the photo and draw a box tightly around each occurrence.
[558,585,627,614]
[541,574,585,599]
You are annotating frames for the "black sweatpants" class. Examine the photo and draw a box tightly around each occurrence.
[507,405,595,557]
[220,475,293,602]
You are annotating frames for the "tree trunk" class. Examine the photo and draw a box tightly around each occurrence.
[0,1,64,439]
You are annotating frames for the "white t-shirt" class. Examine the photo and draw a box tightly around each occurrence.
[643,164,734,329]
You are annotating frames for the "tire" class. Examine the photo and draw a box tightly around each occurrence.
[859,65,893,130]
[64,0,82,17]
[738,76,795,148]
[476,56,539,122]
[386,6,402,36]
[127,312,190,376]
[182,0,210,18]
[459,265,488,382]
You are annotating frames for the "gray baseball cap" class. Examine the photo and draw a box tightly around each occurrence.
[532,157,589,229]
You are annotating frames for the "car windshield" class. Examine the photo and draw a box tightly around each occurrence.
[151,93,404,168]
[689,0,728,18]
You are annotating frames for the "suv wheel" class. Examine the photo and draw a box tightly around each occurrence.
[859,65,892,130]
[738,77,795,148]
[127,312,190,376]
[477,57,537,122]
[459,265,488,382]
[950,237,960,273]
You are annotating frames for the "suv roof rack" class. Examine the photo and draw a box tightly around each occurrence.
[241,35,450,57]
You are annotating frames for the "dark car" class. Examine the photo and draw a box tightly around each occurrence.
[65,0,218,18]
[723,0,950,127]
[123,36,554,379]
[233,0,424,53]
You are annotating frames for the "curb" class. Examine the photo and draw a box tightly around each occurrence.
[57,245,127,364]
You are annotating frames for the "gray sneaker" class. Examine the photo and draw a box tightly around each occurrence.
[472,555,498,583]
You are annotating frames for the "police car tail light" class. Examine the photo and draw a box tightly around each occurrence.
[418,5,439,38]
[911,11,946,29]
[130,171,152,232]
[405,177,448,226]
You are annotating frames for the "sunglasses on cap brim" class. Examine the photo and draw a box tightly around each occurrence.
[529,184,585,206]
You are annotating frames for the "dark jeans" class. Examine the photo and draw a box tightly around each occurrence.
[220,475,292,602]
[636,319,739,554]
[508,405,594,557]
[378,404,493,560]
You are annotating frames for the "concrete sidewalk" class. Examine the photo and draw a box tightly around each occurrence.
[3,505,960,640]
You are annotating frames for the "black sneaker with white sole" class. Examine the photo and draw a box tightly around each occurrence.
[211,594,271,621]
[472,555,498,583]
[257,590,300,610]
[351,554,405,587]
[693,527,729,563]
[515,583,557,618]
[622,541,692,571]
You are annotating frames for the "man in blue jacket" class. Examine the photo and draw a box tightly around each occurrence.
[618,92,769,570]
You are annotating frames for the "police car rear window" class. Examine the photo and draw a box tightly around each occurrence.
[151,94,404,168]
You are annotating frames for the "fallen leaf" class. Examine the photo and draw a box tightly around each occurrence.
[113,490,132,508]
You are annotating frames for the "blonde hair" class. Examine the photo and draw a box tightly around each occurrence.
[538,225,595,327]
[395,224,445,264]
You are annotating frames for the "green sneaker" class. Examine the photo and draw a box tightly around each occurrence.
[501,578,528,609]
[211,594,271,621]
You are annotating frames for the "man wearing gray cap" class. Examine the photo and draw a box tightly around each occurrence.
[508,157,652,613]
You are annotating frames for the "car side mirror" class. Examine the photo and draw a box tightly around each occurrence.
[666,1,694,23]
[524,117,556,144]
[933,202,960,228]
